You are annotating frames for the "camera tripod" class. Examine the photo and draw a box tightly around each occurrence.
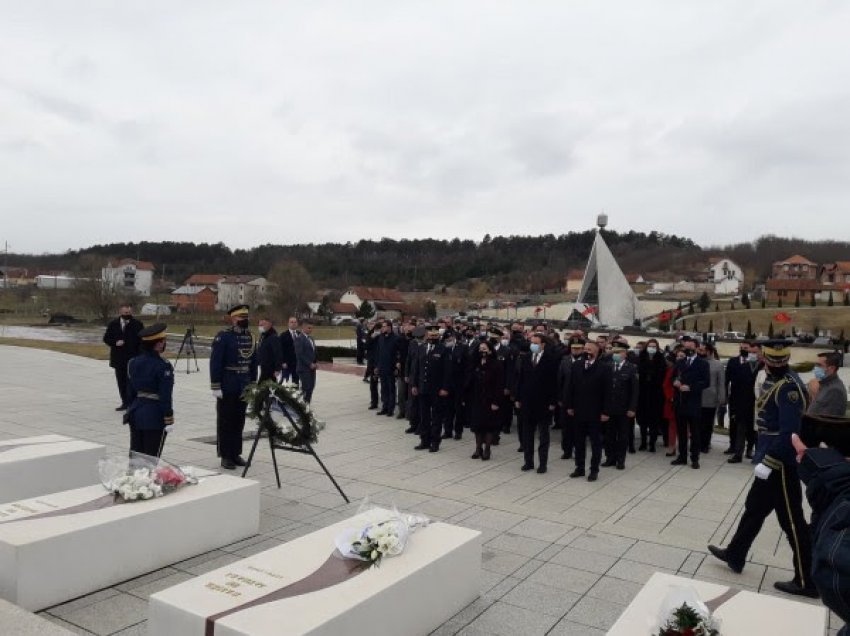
[175,326,200,374]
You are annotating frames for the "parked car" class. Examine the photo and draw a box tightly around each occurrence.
[721,331,746,340]
[646,290,664,296]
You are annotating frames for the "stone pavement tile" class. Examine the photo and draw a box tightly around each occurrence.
[696,556,766,588]
[462,508,526,531]
[508,517,572,542]
[458,600,559,636]
[536,543,564,561]
[679,551,705,575]
[511,558,547,580]
[547,618,606,636]
[113,567,182,593]
[51,592,148,636]
[429,598,495,635]
[526,563,601,594]
[122,571,194,599]
[485,532,551,558]
[568,531,635,557]
[622,540,691,570]
[265,500,328,523]
[482,576,522,601]
[500,579,581,617]
[45,588,122,616]
[481,548,531,576]
[230,536,285,557]
[607,559,675,585]
[548,545,618,574]
[179,552,243,576]
[585,575,642,606]
[39,615,95,635]
[110,622,147,635]
[563,595,626,631]
[418,498,473,520]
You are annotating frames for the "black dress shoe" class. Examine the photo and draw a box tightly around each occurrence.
[517,446,524,452]
[728,455,742,464]
[587,472,598,482]
[453,433,462,440]
[601,459,617,468]
[441,432,453,439]
[723,448,735,455]
[773,580,819,598]
[638,443,647,451]
[220,459,236,470]
[691,461,700,469]
[521,464,534,472]
[491,438,500,446]
[396,413,406,419]
[536,466,547,474]
[414,443,429,450]
[232,456,247,467]
[561,452,572,460]
[482,447,491,461]
[376,410,388,416]
[368,405,378,410]
[404,427,416,434]
[616,462,625,470]
[429,446,439,453]
[670,458,687,465]
[649,445,656,453]
[569,469,585,478]
[471,450,481,459]
[628,446,636,454]
[115,405,128,411]
[385,411,394,417]
[708,545,742,573]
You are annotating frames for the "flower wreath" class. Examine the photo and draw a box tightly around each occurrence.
[243,379,326,447]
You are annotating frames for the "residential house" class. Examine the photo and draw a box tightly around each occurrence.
[821,262,850,288]
[216,275,270,310]
[0,266,31,288]
[771,255,818,280]
[766,279,823,304]
[330,302,359,320]
[564,269,585,293]
[102,259,155,296]
[171,286,217,313]
[707,257,744,295]
[183,274,225,291]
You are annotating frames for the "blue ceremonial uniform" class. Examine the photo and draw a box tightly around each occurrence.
[127,351,174,430]
[754,370,809,468]
[210,326,257,462]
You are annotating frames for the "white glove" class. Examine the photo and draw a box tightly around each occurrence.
[164,425,174,433]
[754,463,772,480]
[212,389,223,399]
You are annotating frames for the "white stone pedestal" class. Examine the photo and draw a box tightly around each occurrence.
[608,572,827,635]
[149,511,481,636]
[0,475,260,611]
[0,435,104,504]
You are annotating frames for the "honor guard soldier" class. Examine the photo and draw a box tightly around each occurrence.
[708,339,817,598]
[126,323,173,458]
[410,324,452,452]
[210,304,258,469]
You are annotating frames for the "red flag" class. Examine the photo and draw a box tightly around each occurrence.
[659,311,671,322]
[534,307,542,315]
[581,306,597,317]
[774,312,792,323]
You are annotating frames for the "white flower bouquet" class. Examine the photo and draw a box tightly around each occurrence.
[335,506,429,568]
[98,452,199,503]
[655,586,721,635]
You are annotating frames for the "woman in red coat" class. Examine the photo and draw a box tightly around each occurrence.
[470,340,505,461]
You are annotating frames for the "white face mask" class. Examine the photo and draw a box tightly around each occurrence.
[647,347,657,356]
[258,326,266,334]
[501,338,509,347]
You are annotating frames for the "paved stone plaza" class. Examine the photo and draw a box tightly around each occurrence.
[0,346,839,635]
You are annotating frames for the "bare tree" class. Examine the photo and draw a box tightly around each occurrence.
[72,254,132,323]
[267,259,316,318]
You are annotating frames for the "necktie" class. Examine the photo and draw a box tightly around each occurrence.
[533,353,539,366]
[585,360,590,370]
[427,344,433,355]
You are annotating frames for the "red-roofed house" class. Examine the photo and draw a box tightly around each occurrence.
[821,262,850,289]
[102,259,155,296]
[171,286,217,313]
[771,255,818,280]
[183,274,225,290]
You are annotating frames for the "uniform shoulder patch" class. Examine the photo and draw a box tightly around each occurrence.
[787,390,800,403]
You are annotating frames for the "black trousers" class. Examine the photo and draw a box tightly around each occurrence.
[560,409,575,456]
[114,365,129,406]
[130,426,165,457]
[522,410,551,468]
[442,394,461,436]
[499,393,513,433]
[418,394,445,447]
[397,377,408,416]
[575,419,602,472]
[217,393,247,460]
[700,407,717,451]
[379,372,396,413]
[677,413,701,462]
[368,374,379,408]
[356,343,365,365]
[604,414,632,464]
[726,463,813,588]
[731,401,756,455]
[281,366,299,385]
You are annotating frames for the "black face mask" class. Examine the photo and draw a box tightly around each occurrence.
[237,318,249,329]
[740,349,748,357]
[768,364,788,378]
[685,349,696,357]
[121,314,132,320]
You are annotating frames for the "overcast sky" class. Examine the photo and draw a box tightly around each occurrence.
[2,1,849,254]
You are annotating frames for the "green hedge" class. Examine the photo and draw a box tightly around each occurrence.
[316,345,356,363]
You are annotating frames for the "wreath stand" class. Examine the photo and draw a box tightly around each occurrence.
[241,396,350,504]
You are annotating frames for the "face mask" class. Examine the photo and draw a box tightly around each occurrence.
[237,319,249,329]
[445,339,456,348]
[438,328,445,336]
[747,353,758,362]
[647,347,657,356]
[258,326,266,334]
[612,353,623,364]
[121,314,132,320]
[685,349,696,357]
[814,367,827,381]
[529,343,541,354]
[501,338,509,347]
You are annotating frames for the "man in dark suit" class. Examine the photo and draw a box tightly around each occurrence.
[725,341,762,462]
[355,318,367,366]
[256,317,283,382]
[567,340,612,481]
[557,337,586,460]
[603,341,639,470]
[441,329,465,440]
[279,316,300,385]
[515,332,559,474]
[403,325,425,433]
[294,320,318,402]
[103,304,144,410]
[395,322,412,420]
[672,336,710,468]
[410,325,452,452]
[376,321,400,416]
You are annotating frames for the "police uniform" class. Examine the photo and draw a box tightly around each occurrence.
[411,325,452,452]
[126,323,173,457]
[709,340,816,597]
[210,305,257,468]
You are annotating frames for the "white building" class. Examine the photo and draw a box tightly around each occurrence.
[217,275,270,310]
[101,259,155,297]
[708,257,743,295]
[35,275,78,290]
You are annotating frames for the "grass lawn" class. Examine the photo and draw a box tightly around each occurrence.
[0,338,110,360]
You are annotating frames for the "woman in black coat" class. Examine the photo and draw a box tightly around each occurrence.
[470,341,505,461]
[637,338,666,452]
